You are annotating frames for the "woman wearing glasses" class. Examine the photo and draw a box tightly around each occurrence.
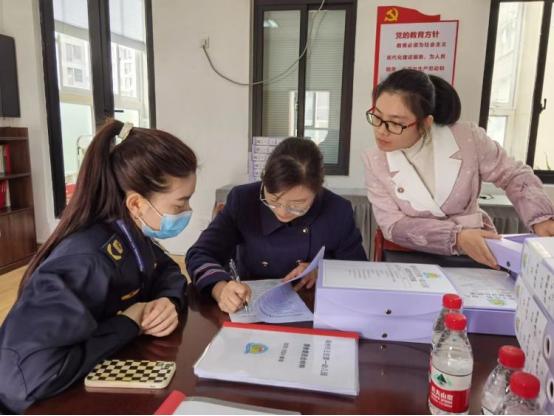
[186,137,367,313]
[364,68,554,268]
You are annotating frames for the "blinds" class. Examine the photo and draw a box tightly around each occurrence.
[261,9,347,165]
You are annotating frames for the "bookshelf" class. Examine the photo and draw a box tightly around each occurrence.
[0,127,37,274]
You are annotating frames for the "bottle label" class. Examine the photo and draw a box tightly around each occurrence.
[429,364,472,413]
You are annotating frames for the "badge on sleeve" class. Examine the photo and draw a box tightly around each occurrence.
[103,236,125,263]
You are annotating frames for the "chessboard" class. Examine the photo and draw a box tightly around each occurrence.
[85,359,176,389]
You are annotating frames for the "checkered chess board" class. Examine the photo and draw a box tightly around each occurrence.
[85,359,175,388]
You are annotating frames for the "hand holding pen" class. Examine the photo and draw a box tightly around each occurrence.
[229,259,250,313]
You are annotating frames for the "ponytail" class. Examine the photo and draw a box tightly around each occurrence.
[428,74,461,125]
[19,118,197,295]
[373,69,461,126]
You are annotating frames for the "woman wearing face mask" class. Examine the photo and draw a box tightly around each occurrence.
[0,119,197,413]
[186,137,367,314]
[364,68,554,268]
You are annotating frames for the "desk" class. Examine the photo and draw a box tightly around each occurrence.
[216,185,525,259]
[28,290,517,415]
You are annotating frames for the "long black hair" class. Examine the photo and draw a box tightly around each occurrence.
[20,119,197,294]
[261,137,324,194]
[373,69,461,127]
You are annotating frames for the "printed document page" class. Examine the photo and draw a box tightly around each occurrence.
[322,260,456,293]
[230,279,313,324]
[443,268,516,310]
[194,323,359,396]
[230,247,325,324]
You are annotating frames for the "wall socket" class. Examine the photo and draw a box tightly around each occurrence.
[201,38,209,49]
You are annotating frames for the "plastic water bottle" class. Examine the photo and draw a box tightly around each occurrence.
[480,345,525,414]
[432,293,463,348]
[498,371,544,414]
[429,313,473,415]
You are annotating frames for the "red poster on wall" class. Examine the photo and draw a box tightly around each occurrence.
[374,6,459,87]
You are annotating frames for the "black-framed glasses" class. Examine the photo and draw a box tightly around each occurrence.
[259,184,311,217]
[365,109,418,135]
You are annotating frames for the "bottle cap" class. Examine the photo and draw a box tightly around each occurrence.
[499,345,525,370]
[442,293,463,309]
[509,371,540,400]
[444,313,467,331]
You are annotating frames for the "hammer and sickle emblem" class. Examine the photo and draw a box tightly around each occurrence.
[384,8,399,23]
[107,239,124,261]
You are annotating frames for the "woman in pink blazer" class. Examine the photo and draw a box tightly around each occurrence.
[363,69,554,268]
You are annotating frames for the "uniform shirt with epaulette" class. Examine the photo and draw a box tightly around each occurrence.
[0,220,186,414]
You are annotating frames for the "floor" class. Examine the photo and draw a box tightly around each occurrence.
[0,255,187,325]
[0,266,24,324]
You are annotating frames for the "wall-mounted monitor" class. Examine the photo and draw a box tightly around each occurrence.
[0,34,21,117]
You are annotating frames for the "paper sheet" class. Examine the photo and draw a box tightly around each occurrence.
[322,260,456,293]
[443,268,516,310]
[194,323,359,396]
[229,247,325,324]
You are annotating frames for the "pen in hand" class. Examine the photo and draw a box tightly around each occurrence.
[229,259,249,313]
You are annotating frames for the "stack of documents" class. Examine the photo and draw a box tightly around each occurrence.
[313,260,457,343]
[248,137,285,182]
[194,322,359,396]
[514,237,554,413]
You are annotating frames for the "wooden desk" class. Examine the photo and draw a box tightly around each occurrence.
[28,290,517,415]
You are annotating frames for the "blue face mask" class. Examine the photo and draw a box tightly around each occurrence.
[140,200,192,239]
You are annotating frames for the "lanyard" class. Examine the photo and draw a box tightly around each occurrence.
[115,219,146,273]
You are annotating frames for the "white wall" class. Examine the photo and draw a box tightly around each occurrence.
[329,0,491,190]
[152,0,252,254]
[0,0,56,243]
[4,0,545,252]
[152,0,493,254]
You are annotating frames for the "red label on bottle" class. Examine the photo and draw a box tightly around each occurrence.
[429,381,470,413]
[429,364,472,413]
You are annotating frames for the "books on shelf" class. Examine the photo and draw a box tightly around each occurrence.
[0,180,9,209]
[0,144,11,175]
[194,322,360,396]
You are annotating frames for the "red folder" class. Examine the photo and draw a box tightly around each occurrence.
[3,144,10,174]
[154,390,186,415]
[222,321,360,339]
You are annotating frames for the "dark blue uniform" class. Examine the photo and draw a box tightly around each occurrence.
[186,182,367,292]
[0,220,186,413]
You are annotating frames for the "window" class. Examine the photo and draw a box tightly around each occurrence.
[480,0,554,182]
[289,90,330,145]
[59,34,91,89]
[252,0,356,175]
[40,0,155,215]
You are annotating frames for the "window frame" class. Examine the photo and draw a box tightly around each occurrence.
[480,0,554,183]
[252,0,356,175]
[39,0,156,216]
